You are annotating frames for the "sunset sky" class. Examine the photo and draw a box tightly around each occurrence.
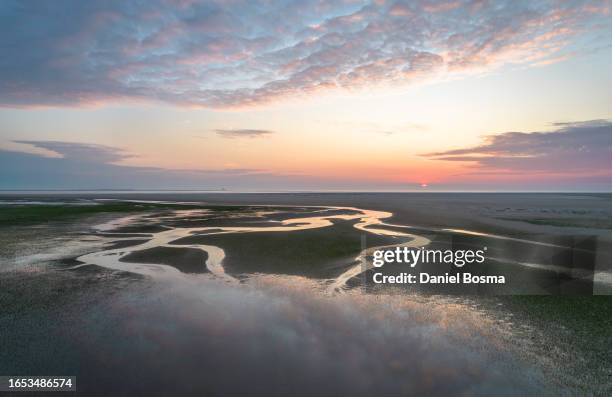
[1,0,611,191]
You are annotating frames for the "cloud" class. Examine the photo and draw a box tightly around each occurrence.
[424,120,612,180]
[0,0,609,108]
[0,140,412,190]
[13,140,132,163]
[0,140,280,189]
[215,129,275,138]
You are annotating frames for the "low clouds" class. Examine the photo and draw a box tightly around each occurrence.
[3,140,406,190]
[215,129,275,138]
[0,140,277,189]
[3,122,611,190]
[425,120,612,180]
[1,0,609,108]
[13,140,132,163]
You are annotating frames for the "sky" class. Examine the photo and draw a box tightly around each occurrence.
[1,0,611,191]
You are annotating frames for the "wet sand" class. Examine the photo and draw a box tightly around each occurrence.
[121,246,209,274]
[1,269,562,397]
[1,193,611,396]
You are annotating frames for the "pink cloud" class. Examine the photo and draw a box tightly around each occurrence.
[1,0,609,109]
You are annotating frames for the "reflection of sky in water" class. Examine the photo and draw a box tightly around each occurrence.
[66,275,557,396]
[1,204,590,395]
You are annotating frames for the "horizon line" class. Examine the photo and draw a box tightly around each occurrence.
[0,189,611,194]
